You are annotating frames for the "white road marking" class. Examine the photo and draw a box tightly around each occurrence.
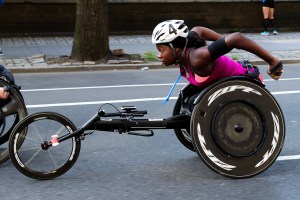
[277,155,300,161]
[20,77,300,93]
[26,89,300,108]
[21,83,184,92]
[26,97,171,108]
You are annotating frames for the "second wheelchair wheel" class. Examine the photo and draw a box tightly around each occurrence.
[173,83,203,152]
[0,79,27,164]
[173,95,194,152]
[9,112,81,180]
[190,77,285,178]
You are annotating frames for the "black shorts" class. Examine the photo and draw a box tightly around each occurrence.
[263,0,275,8]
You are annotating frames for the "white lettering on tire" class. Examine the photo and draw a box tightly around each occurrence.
[197,123,236,171]
[208,85,262,106]
[14,132,25,168]
[255,112,280,168]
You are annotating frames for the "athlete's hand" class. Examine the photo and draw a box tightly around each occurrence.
[0,87,9,99]
[268,61,283,81]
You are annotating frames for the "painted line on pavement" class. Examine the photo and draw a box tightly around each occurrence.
[26,97,170,108]
[26,89,299,108]
[21,83,184,92]
[277,155,300,161]
[20,77,300,92]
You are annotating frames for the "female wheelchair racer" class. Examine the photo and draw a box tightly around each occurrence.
[154,20,285,177]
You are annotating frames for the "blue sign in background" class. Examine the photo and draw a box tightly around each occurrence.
[0,0,4,6]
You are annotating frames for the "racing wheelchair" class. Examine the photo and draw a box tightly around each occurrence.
[8,76,285,180]
[0,79,27,164]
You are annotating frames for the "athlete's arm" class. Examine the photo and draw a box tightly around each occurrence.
[190,26,222,41]
[225,32,280,67]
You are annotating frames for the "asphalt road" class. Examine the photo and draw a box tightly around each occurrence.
[1,65,300,200]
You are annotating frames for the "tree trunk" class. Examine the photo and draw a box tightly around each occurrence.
[71,0,109,61]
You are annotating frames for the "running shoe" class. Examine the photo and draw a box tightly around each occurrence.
[260,31,270,36]
[273,29,278,35]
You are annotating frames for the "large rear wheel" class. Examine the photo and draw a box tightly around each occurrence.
[191,78,285,178]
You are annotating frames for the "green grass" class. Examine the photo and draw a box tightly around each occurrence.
[230,54,240,60]
[143,51,158,62]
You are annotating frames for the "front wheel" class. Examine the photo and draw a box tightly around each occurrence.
[9,112,81,180]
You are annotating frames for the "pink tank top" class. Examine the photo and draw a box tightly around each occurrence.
[179,48,248,87]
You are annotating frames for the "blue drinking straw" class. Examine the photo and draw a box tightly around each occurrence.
[163,74,182,104]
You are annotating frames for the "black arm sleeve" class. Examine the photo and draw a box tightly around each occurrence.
[207,37,232,60]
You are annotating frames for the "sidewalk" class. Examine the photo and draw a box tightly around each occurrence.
[1,32,300,73]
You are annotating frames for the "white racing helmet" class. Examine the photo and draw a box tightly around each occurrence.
[152,20,189,44]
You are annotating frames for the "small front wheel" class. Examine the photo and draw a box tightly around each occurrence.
[9,112,81,180]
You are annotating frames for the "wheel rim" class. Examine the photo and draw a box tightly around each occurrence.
[190,78,285,178]
[212,101,265,157]
[9,112,81,180]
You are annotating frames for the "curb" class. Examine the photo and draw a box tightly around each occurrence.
[8,58,300,74]
[8,62,165,73]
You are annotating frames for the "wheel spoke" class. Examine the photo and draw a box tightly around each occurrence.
[47,149,60,169]
[32,123,45,142]
[18,146,41,153]
[55,125,67,137]
[24,148,42,166]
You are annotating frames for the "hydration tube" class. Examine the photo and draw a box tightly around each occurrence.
[163,74,182,104]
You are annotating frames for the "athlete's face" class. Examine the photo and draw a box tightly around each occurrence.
[156,44,175,66]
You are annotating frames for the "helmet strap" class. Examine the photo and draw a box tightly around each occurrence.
[169,43,177,63]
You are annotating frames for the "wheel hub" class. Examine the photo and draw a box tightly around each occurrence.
[212,102,265,157]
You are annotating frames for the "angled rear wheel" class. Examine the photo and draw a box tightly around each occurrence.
[173,84,203,152]
[0,79,27,164]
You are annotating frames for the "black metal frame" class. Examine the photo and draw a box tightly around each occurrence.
[51,76,266,148]
[57,108,190,144]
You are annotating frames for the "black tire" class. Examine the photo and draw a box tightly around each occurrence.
[9,112,81,180]
[0,79,27,164]
[173,95,194,152]
[173,83,203,152]
[191,77,285,178]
